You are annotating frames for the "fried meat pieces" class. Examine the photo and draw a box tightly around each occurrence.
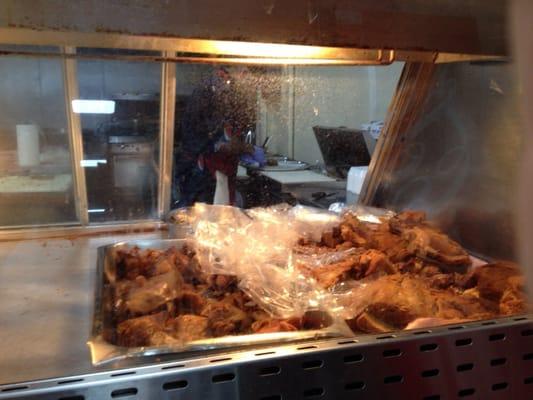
[117,312,209,347]
[298,249,396,289]
[335,211,471,268]
[299,210,527,333]
[113,209,529,345]
[460,261,527,316]
[345,274,497,333]
[402,227,471,268]
[114,246,301,347]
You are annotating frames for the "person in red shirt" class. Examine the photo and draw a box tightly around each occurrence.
[174,66,260,207]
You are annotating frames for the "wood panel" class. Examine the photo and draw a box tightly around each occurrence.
[359,62,437,205]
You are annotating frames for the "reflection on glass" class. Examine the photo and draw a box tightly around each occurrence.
[77,57,161,222]
[72,99,116,114]
[0,54,77,227]
[172,63,403,211]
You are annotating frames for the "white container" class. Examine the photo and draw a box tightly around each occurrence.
[346,166,368,205]
[213,171,230,205]
[16,124,40,167]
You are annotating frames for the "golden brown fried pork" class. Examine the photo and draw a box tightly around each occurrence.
[402,226,472,268]
[345,274,497,333]
[252,319,298,333]
[116,312,169,347]
[166,315,209,342]
[112,208,529,347]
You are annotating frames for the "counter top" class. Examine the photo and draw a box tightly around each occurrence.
[0,174,72,193]
[259,170,337,185]
[0,231,164,385]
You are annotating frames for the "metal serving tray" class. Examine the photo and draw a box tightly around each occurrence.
[88,239,343,365]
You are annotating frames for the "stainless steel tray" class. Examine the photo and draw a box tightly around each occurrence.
[88,239,343,365]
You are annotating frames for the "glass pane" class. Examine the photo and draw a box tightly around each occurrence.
[172,63,403,210]
[0,54,78,227]
[371,62,522,261]
[76,58,161,222]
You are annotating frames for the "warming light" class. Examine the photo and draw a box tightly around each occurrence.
[72,100,115,114]
[192,39,394,65]
[209,42,329,59]
[200,57,383,66]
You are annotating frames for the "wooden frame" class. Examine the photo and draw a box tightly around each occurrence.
[359,62,437,205]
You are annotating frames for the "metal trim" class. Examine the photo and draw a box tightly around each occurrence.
[1,314,531,399]
[0,221,166,242]
[0,27,506,65]
[435,53,508,63]
[0,49,399,66]
[0,27,395,62]
[157,52,177,218]
[62,46,89,225]
[90,238,342,365]
[287,66,296,159]
[395,50,438,63]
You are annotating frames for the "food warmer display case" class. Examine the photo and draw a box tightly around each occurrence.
[0,1,532,399]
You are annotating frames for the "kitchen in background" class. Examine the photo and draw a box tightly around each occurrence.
[0,48,403,227]
[0,47,77,227]
[241,64,403,208]
[76,49,162,222]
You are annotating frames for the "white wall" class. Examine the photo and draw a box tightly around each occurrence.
[291,63,404,164]
[255,67,293,157]
[77,60,162,132]
[78,60,161,98]
[77,61,212,132]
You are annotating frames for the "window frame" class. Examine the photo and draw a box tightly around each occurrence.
[0,46,176,237]
[0,27,502,239]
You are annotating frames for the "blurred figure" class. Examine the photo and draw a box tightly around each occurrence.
[174,66,260,207]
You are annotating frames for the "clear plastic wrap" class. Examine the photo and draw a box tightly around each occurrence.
[115,269,183,315]
[187,203,343,320]
[185,203,401,323]
[170,204,529,334]
[89,239,350,365]
[91,204,529,363]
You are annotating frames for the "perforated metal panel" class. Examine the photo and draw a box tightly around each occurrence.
[1,315,532,400]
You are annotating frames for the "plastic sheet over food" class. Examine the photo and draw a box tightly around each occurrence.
[89,239,348,365]
[90,205,529,364]
[185,203,399,321]
[291,247,388,321]
[187,203,342,320]
[115,269,182,315]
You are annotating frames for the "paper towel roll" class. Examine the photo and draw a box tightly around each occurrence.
[16,124,40,167]
[213,171,230,205]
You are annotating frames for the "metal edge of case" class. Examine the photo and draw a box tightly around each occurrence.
[1,314,532,399]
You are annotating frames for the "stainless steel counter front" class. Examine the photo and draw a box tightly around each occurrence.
[1,230,532,400]
[0,231,163,384]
